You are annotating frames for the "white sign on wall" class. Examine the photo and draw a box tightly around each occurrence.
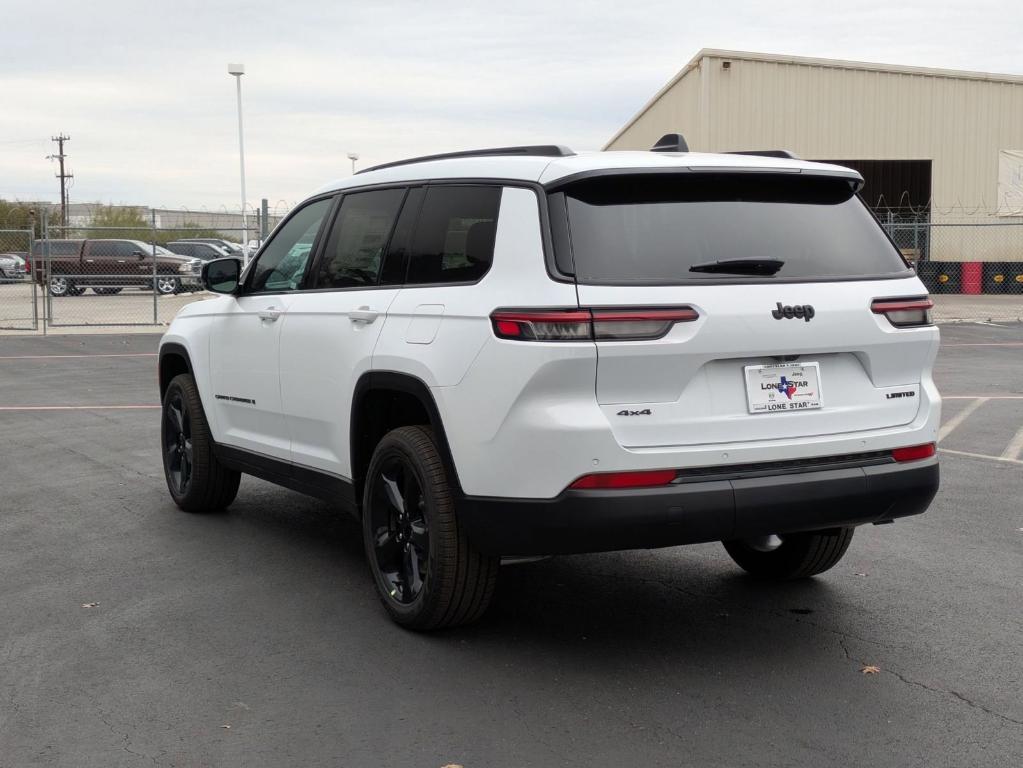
[997,149,1023,216]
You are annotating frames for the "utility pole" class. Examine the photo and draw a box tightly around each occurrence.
[48,134,72,228]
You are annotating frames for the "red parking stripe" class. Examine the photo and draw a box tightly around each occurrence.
[0,353,157,360]
[0,405,159,411]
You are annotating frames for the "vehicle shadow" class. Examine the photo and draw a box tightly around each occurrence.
[468,552,850,656]
[222,486,858,670]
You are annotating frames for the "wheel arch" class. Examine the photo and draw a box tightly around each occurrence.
[158,342,193,399]
[350,371,464,508]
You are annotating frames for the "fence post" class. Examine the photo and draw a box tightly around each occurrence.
[29,229,38,331]
[261,198,269,240]
[42,217,49,335]
[152,210,158,325]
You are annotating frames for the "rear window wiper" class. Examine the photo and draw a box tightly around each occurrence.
[688,258,785,276]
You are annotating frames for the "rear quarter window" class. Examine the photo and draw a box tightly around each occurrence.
[406,186,502,285]
[551,173,911,284]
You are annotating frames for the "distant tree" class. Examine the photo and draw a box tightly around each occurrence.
[0,200,60,237]
[85,205,150,241]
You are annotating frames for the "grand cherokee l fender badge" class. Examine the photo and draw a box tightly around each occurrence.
[772,302,815,321]
[215,394,256,405]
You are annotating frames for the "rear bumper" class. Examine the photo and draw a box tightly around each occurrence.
[457,457,938,556]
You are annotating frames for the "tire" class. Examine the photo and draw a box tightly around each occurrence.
[93,287,123,295]
[362,426,498,630]
[155,275,180,295]
[722,527,855,580]
[161,373,241,512]
[49,275,74,297]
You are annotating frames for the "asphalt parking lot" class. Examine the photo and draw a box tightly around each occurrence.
[1,326,1021,767]
[0,283,209,331]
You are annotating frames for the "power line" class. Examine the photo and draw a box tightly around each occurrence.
[47,134,73,228]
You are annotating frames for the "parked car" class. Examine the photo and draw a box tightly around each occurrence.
[0,252,27,280]
[166,241,232,260]
[158,140,941,630]
[34,239,200,296]
[176,238,245,258]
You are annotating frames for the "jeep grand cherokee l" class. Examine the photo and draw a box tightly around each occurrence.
[158,140,940,630]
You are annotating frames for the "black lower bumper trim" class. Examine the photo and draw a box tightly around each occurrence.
[457,458,939,556]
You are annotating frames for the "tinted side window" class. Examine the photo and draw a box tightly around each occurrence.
[94,242,133,258]
[248,198,332,292]
[406,186,501,285]
[117,241,143,257]
[315,189,404,289]
[40,240,82,256]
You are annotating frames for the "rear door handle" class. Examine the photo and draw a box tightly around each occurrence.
[349,306,379,324]
[258,307,283,322]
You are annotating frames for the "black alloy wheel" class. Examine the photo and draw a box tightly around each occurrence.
[368,455,431,604]
[160,373,240,512]
[362,426,498,630]
[163,389,193,496]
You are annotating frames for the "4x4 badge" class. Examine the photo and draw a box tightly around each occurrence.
[617,409,652,416]
[772,302,815,322]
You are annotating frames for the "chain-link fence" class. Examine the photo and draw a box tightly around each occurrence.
[0,229,38,330]
[38,222,253,328]
[879,215,1023,323]
[5,205,1023,331]
[0,200,293,333]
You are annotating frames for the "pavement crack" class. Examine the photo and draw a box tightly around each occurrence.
[586,567,1023,729]
[838,637,1023,728]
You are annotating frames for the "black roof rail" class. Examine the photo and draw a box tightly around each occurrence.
[357,145,575,174]
[727,149,801,160]
[651,133,689,152]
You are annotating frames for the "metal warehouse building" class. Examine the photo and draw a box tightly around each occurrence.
[606,49,1023,264]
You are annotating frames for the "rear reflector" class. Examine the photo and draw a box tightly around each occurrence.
[891,443,936,462]
[492,307,698,342]
[569,469,678,490]
[871,297,933,328]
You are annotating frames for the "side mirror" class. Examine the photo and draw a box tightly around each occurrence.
[133,250,146,258]
[202,257,241,294]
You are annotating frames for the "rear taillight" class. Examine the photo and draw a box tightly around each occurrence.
[891,443,936,462]
[491,307,698,342]
[569,469,678,490]
[490,310,592,341]
[871,297,933,328]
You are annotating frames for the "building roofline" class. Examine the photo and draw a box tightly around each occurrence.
[604,48,1023,150]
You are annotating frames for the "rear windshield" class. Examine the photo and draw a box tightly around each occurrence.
[552,173,910,284]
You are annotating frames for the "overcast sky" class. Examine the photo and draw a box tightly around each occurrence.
[1,0,1021,211]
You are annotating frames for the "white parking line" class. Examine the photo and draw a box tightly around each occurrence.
[944,396,1023,400]
[1000,425,1023,461]
[938,397,989,443]
[942,342,1023,347]
[940,448,1023,466]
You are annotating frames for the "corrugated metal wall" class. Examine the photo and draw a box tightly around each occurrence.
[607,52,1023,261]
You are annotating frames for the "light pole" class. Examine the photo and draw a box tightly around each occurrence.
[228,63,248,261]
[347,152,359,175]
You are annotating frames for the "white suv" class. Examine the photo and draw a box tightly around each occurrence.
[159,140,940,630]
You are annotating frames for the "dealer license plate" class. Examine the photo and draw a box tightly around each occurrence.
[744,362,823,414]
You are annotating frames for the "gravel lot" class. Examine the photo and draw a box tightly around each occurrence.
[1,327,1021,767]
